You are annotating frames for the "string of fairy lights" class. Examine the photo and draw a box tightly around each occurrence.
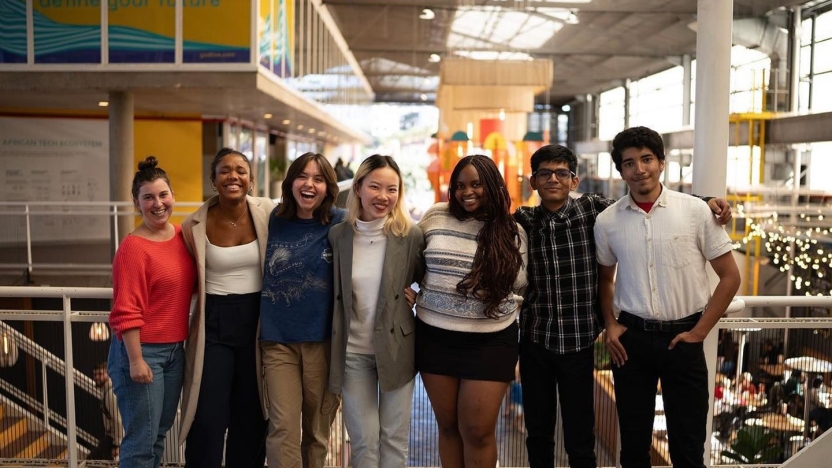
[738,206,832,296]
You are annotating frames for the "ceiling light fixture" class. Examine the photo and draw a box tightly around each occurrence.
[297,125,304,130]
[420,8,435,20]
[264,113,273,119]
[429,53,441,63]
[98,101,108,107]
[562,104,571,112]
[89,322,110,342]
[420,94,428,101]
[282,119,291,125]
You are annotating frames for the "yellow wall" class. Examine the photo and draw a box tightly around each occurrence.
[134,119,203,223]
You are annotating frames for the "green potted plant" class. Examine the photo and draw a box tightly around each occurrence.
[721,425,782,464]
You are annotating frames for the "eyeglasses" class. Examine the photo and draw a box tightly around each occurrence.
[532,168,575,180]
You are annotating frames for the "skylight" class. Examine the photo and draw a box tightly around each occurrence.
[448,6,566,54]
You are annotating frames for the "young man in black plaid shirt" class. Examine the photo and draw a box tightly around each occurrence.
[513,145,731,468]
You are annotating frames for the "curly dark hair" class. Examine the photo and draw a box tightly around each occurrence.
[610,126,665,173]
[448,155,523,319]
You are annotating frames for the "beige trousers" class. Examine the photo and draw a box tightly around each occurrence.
[262,341,341,468]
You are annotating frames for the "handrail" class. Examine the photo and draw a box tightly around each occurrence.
[0,321,101,398]
[0,378,96,446]
[3,286,832,467]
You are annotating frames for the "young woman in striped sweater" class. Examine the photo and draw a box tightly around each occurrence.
[415,154,528,468]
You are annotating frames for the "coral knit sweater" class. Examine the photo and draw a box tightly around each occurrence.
[110,226,197,343]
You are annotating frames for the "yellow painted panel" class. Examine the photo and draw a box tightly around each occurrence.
[134,120,203,223]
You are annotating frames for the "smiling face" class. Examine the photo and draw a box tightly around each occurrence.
[291,160,328,219]
[620,146,665,203]
[356,166,400,222]
[212,153,252,202]
[530,161,578,213]
[134,178,174,230]
[454,164,486,215]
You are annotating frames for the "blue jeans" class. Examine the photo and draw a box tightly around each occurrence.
[342,353,415,468]
[109,339,185,468]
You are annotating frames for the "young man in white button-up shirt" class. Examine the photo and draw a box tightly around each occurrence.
[595,126,741,468]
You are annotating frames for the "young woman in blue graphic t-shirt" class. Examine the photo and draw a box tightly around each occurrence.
[259,152,345,468]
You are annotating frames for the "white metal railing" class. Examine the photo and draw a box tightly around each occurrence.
[2,287,832,467]
[0,189,354,278]
[0,201,206,277]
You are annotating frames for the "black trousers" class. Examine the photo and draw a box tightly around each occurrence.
[613,324,709,468]
[520,341,597,468]
[185,292,268,468]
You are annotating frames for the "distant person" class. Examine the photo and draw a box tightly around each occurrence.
[108,156,197,468]
[88,362,123,461]
[329,155,425,468]
[180,147,272,467]
[596,126,740,468]
[334,158,354,182]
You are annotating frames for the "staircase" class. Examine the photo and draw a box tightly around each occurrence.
[0,402,67,461]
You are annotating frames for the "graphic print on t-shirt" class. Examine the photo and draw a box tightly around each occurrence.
[262,232,331,306]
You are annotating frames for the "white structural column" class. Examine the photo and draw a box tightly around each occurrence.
[692,0,732,197]
[790,6,802,112]
[693,1,733,463]
[682,54,693,127]
[109,91,134,257]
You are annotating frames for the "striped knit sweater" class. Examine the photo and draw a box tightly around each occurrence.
[415,203,527,333]
[110,225,197,343]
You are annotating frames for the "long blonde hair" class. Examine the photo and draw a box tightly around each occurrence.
[345,155,412,237]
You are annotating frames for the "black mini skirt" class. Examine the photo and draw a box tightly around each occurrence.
[415,316,518,382]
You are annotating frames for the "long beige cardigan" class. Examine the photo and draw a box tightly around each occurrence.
[178,194,274,442]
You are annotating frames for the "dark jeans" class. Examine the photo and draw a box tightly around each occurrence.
[185,292,268,468]
[520,341,597,468]
[612,324,709,468]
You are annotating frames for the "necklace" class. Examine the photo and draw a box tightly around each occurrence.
[224,205,248,227]
[366,230,383,244]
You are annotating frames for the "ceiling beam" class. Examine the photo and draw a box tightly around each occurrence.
[324,0,699,15]
[351,44,681,58]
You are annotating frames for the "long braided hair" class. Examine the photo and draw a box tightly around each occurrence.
[448,155,523,319]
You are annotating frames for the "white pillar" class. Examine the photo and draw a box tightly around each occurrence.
[109,91,134,257]
[693,2,733,464]
[692,0,732,198]
[790,7,802,112]
[682,54,693,126]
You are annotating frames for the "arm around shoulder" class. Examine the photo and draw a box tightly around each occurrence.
[513,225,529,291]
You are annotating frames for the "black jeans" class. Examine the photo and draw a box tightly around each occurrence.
[613,322,709,468]
[520,341,597,468]
[185,292,268,468]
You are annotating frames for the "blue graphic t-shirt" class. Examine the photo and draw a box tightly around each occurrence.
[260,207,346,343]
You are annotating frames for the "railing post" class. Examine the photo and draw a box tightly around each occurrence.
[703,328,719,467]
[41,357,49,429]
[112,204,120,252]
[62,295,78,468]
[25,204,33,276]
